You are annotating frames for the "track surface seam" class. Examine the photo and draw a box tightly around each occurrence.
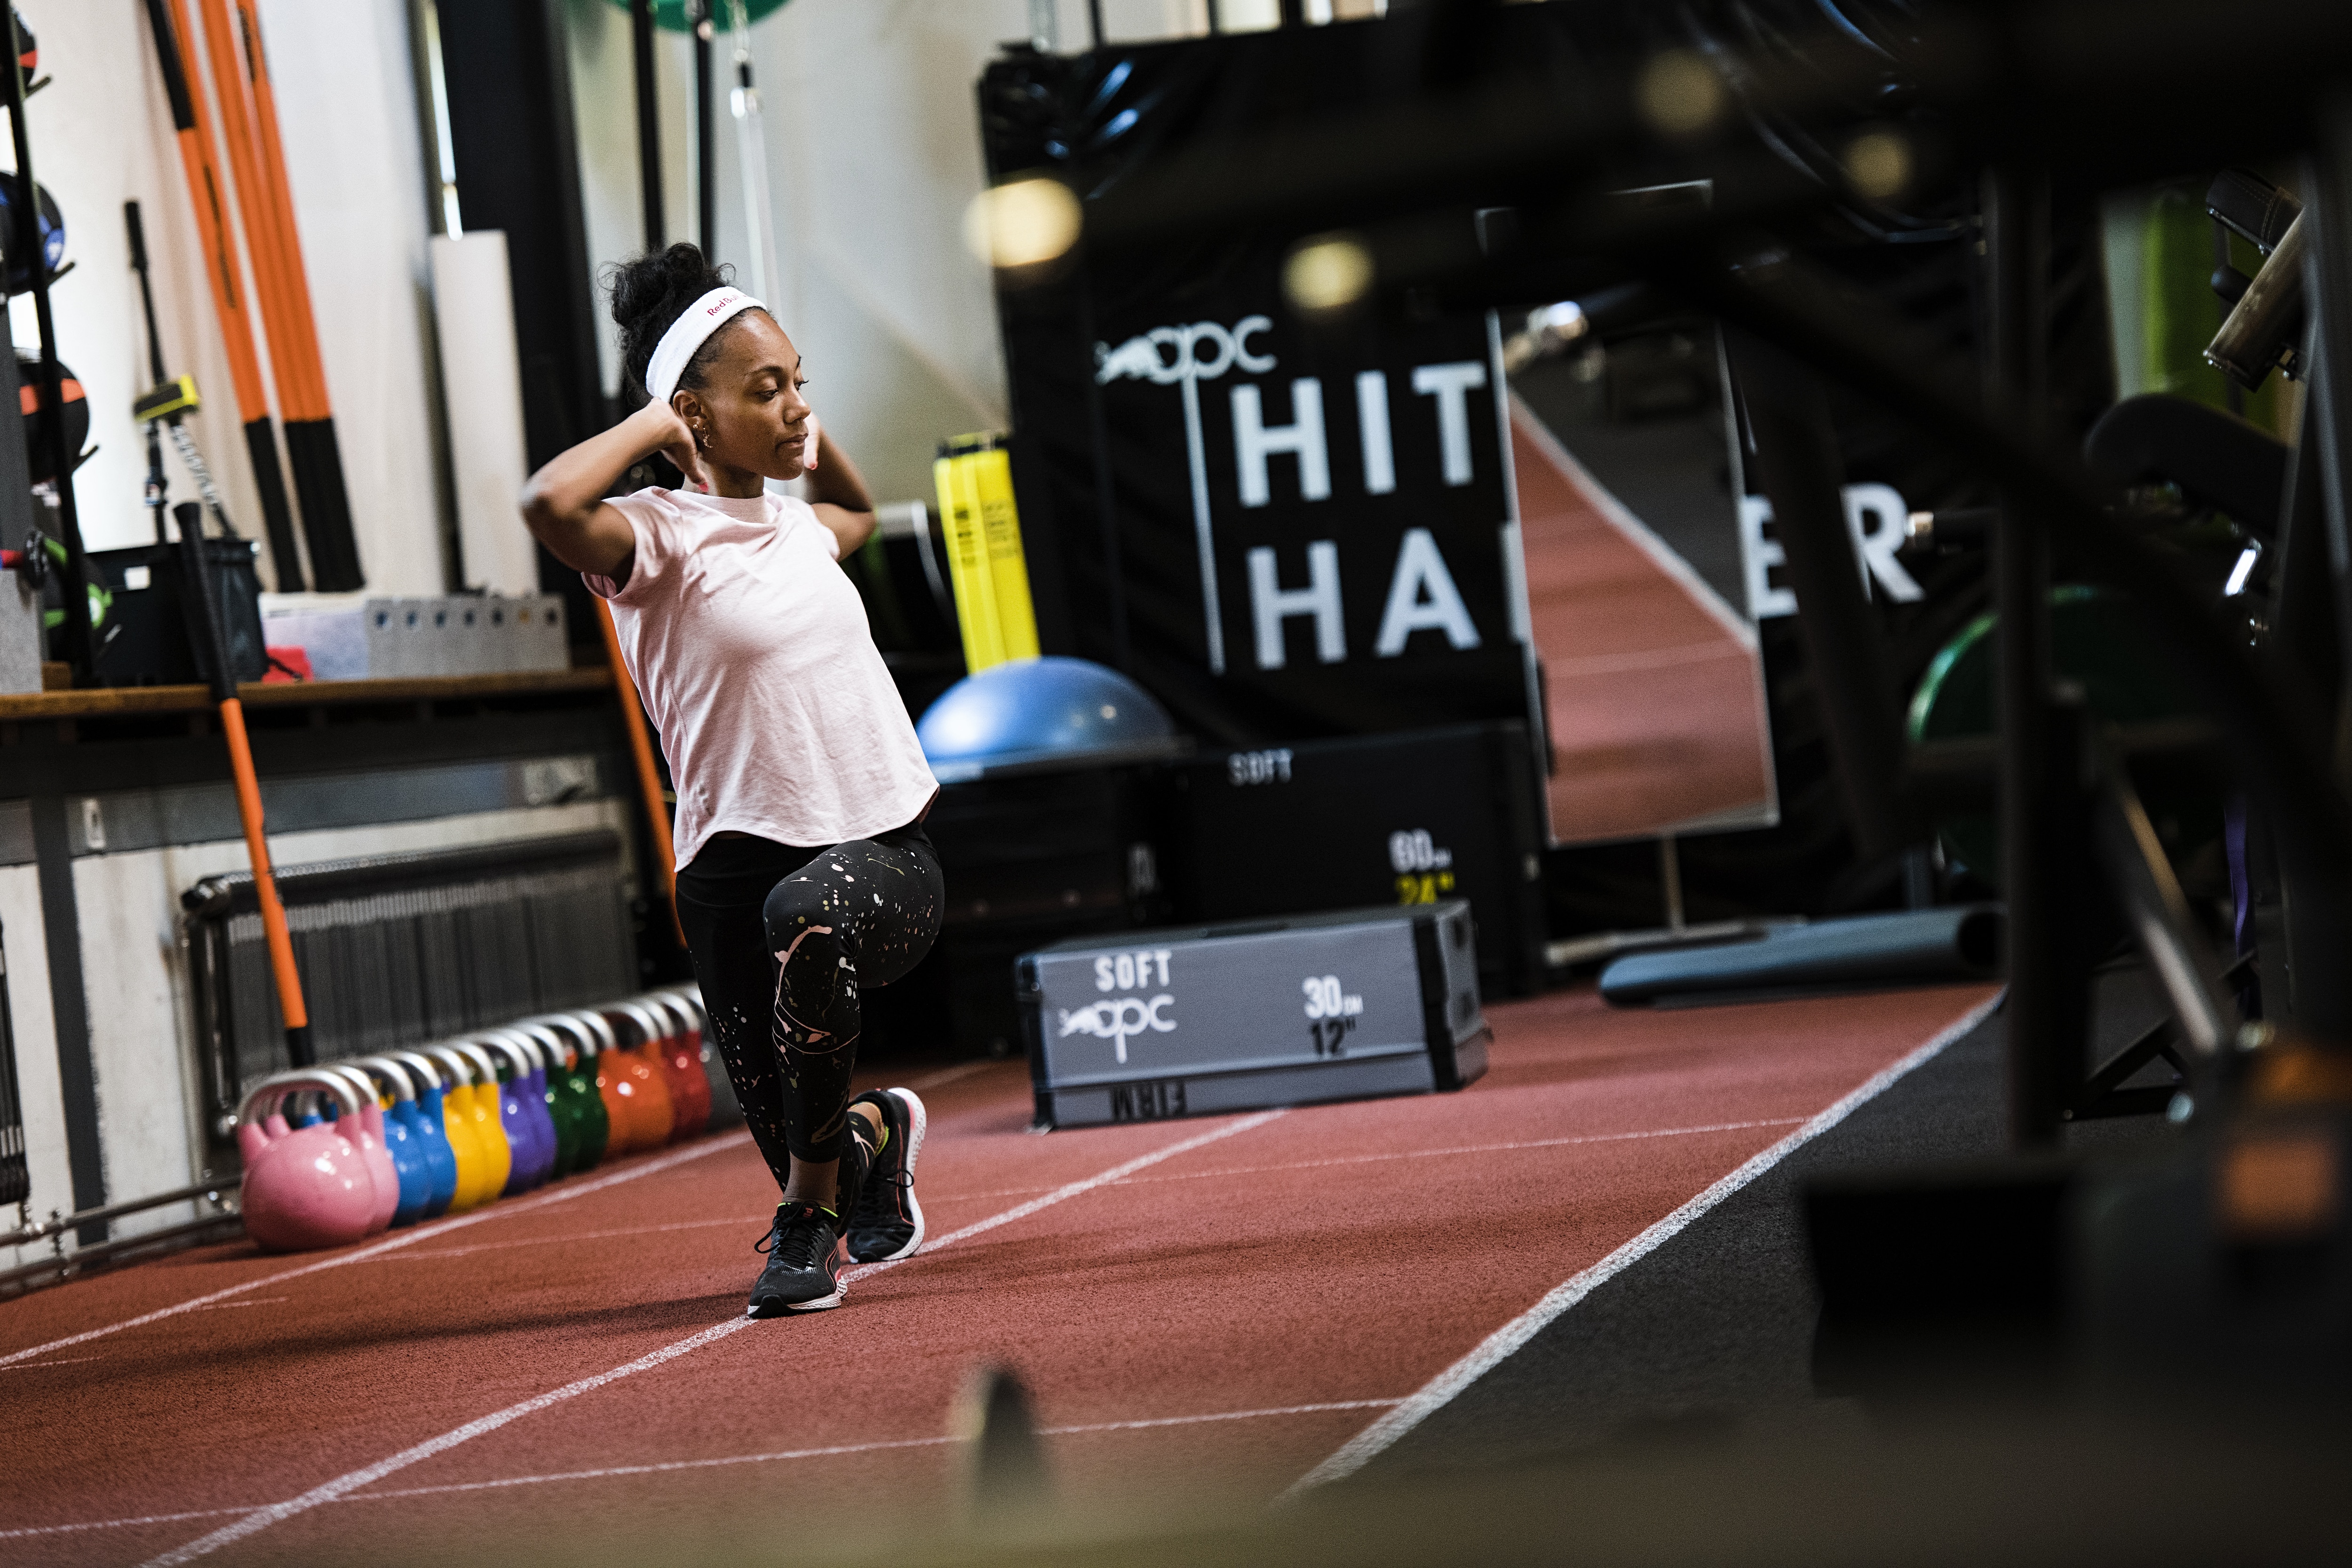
[1282,991,2004,1496]
[136,1109,1287,1567]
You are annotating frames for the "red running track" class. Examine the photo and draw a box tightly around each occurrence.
[0,983,1995,1566]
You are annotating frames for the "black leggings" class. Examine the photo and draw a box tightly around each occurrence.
[674,822,943,1179]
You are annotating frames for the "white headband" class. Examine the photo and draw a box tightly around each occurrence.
[644,286,766,407]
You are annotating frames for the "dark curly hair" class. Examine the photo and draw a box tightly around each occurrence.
[606,242,766,401]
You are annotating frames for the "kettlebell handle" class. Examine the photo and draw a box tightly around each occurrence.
[236,1067,365,1129]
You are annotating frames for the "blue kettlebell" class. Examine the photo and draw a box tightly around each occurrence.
[354,1058,434,1227]
[391,1050,461,1217]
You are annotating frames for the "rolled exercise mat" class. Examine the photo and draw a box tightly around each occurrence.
[1599,905,2003,1007]
[429,232,539,595]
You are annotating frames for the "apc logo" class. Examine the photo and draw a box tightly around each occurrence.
[1092,313,1491,679]
[1093,317,1278,676]
[1095,317,1277,387]
[1058,994,1176,1064]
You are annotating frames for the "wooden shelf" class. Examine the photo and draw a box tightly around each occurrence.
[0,666,613,722]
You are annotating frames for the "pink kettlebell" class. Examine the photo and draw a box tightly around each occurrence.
[237,1070,384,1252]
[318,1064,400,1235]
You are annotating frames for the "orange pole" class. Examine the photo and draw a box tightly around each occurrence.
[597,600,684,944]
[216,697,309,1037]
[229,0,331,421]
[143,0,306,589]
[143,0,267,428]
[190,0,312,423]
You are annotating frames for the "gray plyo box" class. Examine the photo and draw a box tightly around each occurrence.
[1019,902,1488,1130]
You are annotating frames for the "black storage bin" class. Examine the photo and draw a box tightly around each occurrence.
[924,762,1170,1058]
[1159,721,1550,997]
[84,539,267,688]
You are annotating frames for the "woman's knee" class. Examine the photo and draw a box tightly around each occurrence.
[762,873,844,959]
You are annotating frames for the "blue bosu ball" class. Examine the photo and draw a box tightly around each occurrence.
[917,657,1176,779]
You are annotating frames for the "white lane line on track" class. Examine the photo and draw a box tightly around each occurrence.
[0,1355,104,1370]
[0,1133,752,1370]
[7,1393,1397,1539]
[184,1298,290,1310]
[1283,993,2004,1498]
[928,1117,1814,1203]
[137,1109,1287,1567]
[0,1507,254,1542]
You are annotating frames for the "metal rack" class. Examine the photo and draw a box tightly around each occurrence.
[3,11,94,681]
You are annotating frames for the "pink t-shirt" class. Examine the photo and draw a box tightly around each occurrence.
[585,487,938,868]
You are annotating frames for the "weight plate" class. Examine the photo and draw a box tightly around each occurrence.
[16,352,87,483]
[0,172,65,295]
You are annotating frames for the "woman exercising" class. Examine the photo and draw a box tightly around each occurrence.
[521,243,939,1315]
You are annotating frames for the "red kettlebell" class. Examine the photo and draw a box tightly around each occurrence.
[237,1070,384,1252]
[603,1003,678,1148]
[652,990,713,1136]
[621,992,701,1142]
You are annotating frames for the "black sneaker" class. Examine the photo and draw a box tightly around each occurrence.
[846,1087,927,1263]
[747,1202,847,1315]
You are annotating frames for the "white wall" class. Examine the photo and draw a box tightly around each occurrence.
[7,0,444,592]
[558,0,1220,507]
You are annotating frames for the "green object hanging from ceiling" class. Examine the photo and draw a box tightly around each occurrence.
[603,0,791,32]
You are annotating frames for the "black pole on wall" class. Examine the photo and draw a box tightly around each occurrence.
[692,0,715,261]
[4,13,94,681]
[632,0,663,250]
[1087,0,1104,50]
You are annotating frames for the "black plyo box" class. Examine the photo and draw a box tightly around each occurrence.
[1160,722,1549,996]
[1018,902,1488,1130]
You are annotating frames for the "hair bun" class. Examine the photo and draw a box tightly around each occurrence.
[607,242,735,399]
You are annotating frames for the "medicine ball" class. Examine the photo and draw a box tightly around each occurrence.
[0,172,64,295]
[18,354,87,483]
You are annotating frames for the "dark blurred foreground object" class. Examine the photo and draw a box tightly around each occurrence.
[954,1365,1051,1535]
[1599,904,2001,1006]
[1812,1041,2352,1416]
[537,1394,2349,1568]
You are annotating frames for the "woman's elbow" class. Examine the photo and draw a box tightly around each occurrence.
[518,480,571,543]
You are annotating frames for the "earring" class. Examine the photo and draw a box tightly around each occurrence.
[695,428,710,450]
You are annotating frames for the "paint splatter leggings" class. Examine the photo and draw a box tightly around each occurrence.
[674,820,943,1177]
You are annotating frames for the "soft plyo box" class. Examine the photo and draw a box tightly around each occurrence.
[1018,902,1488,1130]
